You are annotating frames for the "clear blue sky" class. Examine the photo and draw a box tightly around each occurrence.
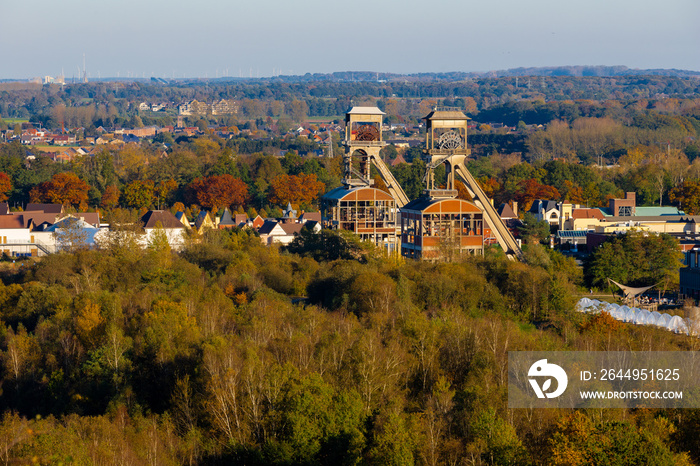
[1,0,698,79]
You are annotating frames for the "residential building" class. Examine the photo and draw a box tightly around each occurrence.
[140,210,187,250]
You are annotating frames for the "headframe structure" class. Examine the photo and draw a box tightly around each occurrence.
[343,107,410,207]
[422,107,523,260]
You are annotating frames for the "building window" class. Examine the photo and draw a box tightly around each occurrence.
[618,206,632,216]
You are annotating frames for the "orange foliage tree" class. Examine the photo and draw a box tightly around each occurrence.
[514,179,561,212]
[268,173,325,206]
[188,174,248,212]
[0,172,12,201]
[579,311,623,333]
[478,177,501,198]
[29,172,90,208]
[100,185,120,209]
[669,180,700,215]
[455,180,473,201]
[561,180,586,205]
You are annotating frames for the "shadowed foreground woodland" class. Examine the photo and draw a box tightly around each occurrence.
[0,227,698,465]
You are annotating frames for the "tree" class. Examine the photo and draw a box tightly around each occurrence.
[464,97,478,115]
[268,173,325,206]
[154,179,177,209]
[669,180,700,214]
[471,407,526,465]
[585,230,683,289]
[187,174,248,212]
[551,412,682,465]
[560,180,586,204]
[194,118,209,132]
[29,172,90,208]
[286,228,365,262]
[0,172,11,201]
[129,114,144,128]
[518,212,551,244]
[100,185,120,209]
[478,177,500,198]
[53,217,91,253]
[287,100,309,122]
[514,179,560,212]
[121,179,154,209]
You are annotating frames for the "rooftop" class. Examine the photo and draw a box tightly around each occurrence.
[347,106,385,116]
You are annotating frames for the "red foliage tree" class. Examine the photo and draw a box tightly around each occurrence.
[0,172,12,202]
[188,174,248,212]
[29,172,90,208]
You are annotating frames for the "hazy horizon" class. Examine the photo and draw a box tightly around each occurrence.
[1,0,698,80]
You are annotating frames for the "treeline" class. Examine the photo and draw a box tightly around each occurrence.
[0,227,697,464]
[0,132,698,222]
[0,140,342,216]
[1,75,699,129]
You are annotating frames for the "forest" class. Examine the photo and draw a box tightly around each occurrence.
[0,74,700,463]
[0,226,698,465]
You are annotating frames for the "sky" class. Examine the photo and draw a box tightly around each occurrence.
[1,0,698,80]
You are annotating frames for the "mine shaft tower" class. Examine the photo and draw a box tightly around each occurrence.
[320,106,410,254]
[343,107,409,206]
[422,107,523,260]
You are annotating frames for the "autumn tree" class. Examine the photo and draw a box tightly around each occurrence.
[29,172,90,208]
[669,180,700,214]
[287,100,309,122]
[188,174,248,212]
[478,177,500,198]
[268,173,325,206]
[154,179,177,209]
[560,180,586,204]
[513,179,560,212]
[121,179,154,209]
[0,172,11,201]
[100,185,120,209]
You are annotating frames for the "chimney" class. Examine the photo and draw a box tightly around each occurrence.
[512,201,518,216]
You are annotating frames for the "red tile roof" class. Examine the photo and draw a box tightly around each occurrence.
[572,208,604,220]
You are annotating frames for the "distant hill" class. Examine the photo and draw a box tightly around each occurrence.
[4,66,697,85]
[482,66,700,78]
[229,67,700,83]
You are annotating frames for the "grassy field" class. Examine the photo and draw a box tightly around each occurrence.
[2,118,30,124]
[306,116,341,123]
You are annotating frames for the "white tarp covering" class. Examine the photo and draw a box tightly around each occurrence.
[635,309,651,325]
[657,313,672,328]
[577,298,693,336]
[650,311,662,326]
[667,316,689,334]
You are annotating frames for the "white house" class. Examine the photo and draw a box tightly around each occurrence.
[140,210,187,250]
[529,200,560,226]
